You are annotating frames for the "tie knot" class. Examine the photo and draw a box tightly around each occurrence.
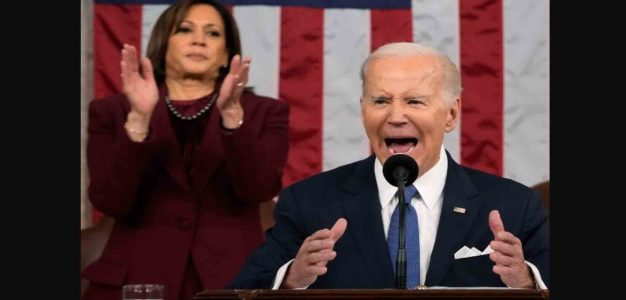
[403,185,418,204]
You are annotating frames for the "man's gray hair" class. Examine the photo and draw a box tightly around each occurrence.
[359,42,462,106]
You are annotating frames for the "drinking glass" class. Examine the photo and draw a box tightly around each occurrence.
[122,284,164,300]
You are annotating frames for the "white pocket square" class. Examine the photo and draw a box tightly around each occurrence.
[454,245,493,259]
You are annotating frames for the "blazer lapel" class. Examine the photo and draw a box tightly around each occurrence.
[152,95,191,191]
[341,155,395,288]
[425,152,480,286]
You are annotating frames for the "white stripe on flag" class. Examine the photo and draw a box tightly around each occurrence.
[503,0,550,186]
[411,0,461,163]
[141,5,169,56]
[234,5,281,99]
[323,9,371,171]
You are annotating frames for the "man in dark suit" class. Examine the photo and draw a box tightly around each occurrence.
[228,42,549,290]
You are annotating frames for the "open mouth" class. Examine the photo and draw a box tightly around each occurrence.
[385,137,418,154]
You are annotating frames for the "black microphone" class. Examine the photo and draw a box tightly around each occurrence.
[383,154,418,188]
[382,154,419,289]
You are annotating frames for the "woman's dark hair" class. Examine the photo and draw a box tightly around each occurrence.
[145,0,241,85]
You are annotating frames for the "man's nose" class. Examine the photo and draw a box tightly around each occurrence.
[387,101,408,126]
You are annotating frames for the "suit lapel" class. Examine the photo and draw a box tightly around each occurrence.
[425,152,480,286]
[341,155,395,288]
[152,93,191,191]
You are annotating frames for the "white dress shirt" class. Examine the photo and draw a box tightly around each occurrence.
[272,146,546,289]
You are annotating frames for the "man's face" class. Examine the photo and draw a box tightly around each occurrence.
[361,55,460,176]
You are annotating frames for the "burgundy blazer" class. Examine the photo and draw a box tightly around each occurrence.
[82,90,289,300]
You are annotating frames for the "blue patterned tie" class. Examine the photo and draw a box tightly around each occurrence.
[387,184,420,289]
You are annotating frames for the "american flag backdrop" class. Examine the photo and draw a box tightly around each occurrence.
[81,0,549,226]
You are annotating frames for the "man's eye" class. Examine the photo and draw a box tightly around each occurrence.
[407,99,424,105]
[372,98,388,105]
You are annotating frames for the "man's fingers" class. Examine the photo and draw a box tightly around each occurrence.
[303,238,335,253]
[493,231,521,245]
[305,229,332,242]
[489,210,505,237]
[304,218,347,243]
[330,218,348,241]
[296,219,346,277]
[304,250,336,265]
[299,229,333,260]
[490,235,522,257]
[489,251,515,266]
[489,240,519,257]
[492,264,514,277]
[304,265,328,276]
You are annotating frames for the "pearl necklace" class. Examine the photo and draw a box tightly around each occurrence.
[164,92,218,120]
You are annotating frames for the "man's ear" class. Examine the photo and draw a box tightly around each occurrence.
[445,98,461,133]
[360,96,365,123]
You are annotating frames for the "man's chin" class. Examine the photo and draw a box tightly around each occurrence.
[375,150,418,165]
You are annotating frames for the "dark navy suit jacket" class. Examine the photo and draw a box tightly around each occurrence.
[228,153,549,289]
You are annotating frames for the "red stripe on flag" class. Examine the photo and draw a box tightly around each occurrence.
[93,4,142,223]
[370,9,413,51]
[279,7,324,186]
[459,0,503,176]
[94,4,143,100]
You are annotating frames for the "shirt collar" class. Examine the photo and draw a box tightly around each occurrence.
[375,145,448,210]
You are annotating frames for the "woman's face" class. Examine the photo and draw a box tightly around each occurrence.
[165,4,229,81]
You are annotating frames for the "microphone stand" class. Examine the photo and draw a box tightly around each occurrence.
[382,154,418,289]
[395,180,407,289]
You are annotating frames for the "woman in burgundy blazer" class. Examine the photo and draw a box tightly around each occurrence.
[81,1,289,299]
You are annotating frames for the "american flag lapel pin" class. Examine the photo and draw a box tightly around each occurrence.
[453,207,466,214]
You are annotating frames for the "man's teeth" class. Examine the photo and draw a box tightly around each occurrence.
[389,146,415,154]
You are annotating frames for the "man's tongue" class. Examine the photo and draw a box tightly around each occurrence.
[389,142,413,154]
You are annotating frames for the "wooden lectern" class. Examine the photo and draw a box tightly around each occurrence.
[195,288,550,300]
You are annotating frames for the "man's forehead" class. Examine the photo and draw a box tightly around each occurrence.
[365,65,440,90]
[367,56,439,77]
